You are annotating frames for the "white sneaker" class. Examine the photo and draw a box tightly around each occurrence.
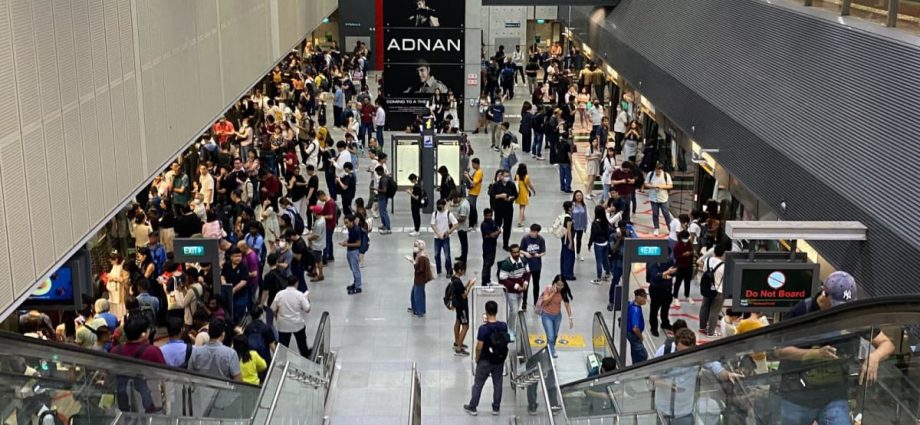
[653,229,660,236]
[672,299,681,308]
[578,255,585,262]
[409,231,420,236]
[685,297,695,305]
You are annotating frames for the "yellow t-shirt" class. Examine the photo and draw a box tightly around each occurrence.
[469,169,484,196]
[736,318,766,361]
[240,350,268,385]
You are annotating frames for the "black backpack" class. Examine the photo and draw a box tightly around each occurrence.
[699,261,724,297]
[443,280,455,309]
[485,322,511,364]
[383,176,398,198]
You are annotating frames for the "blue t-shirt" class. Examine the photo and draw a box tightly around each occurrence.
[520,235,546,271]
[97,312,119,331]
[489,104,505,123]
[627,301,644,333]
[347,226,361,251]
[334,89,345,108]
[161,339,190,368]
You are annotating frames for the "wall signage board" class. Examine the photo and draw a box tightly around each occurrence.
[383,0,466,28]
[733,262,820,312]
[384,28,465,64]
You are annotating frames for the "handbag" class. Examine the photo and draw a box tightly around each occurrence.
[508,152,518,168]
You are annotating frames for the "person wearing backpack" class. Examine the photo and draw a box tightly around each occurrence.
[448,262,477,356]
[375,166,395,234]
[696,244,726,336]
[536,275,573,358]
[643,163,673,236]
[110,317,165,413]
[463,300,510,416]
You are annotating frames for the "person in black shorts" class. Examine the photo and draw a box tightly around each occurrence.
[450,261,476,356]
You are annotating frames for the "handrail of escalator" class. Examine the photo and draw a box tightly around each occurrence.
[561,295,920,390]
[308,311,335,386]
[407,362,421,425]
[517,309,534,360]
[0,330,259,390]
[592,311,622,369]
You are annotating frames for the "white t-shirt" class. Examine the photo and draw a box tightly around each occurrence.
[704,256,726,292]
[304,140,320,168]
[335,150,353,177]
[430,209,458,235]
[613,110,628,133]
[689,220,702,242]
[668,218,682,241]
[646,171,671,203]
[601,157,617,185]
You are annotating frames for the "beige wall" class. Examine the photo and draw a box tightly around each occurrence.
[0,0,336,318]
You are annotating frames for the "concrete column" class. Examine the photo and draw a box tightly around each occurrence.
[464,0,483,131]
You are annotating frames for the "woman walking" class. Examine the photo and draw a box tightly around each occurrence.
[571,191,589,261]
[539,275,573,358]
[499,126,519,172]
[515,164,536,227]
[600,147,618,203]
[588,206,612,284]
[560,201,577,281]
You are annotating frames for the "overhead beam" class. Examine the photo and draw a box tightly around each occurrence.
[725,221,867,241]
[483,0,621,5]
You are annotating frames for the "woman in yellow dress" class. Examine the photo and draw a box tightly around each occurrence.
[515,163,536,227]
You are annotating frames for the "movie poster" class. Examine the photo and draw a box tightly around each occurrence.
[384,63,464,131]
[383,0,466,29]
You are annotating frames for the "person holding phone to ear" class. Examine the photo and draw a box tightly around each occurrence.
[538,275,573,358]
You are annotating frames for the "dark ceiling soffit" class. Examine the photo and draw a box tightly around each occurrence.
[483,0,620,5]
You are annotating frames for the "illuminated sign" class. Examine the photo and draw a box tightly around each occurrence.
[181,245,206,257]
[636,246,663,257]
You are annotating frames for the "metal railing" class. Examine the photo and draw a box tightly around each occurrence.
[408,362,421,425]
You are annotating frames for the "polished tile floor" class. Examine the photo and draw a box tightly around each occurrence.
[297,77,707,424]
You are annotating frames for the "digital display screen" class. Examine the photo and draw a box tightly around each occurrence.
[737,263,818,311]
[636,246,663,257]
[28,265,75,303]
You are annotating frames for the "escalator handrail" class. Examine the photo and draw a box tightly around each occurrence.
[592,311,622,368]
[517,310,534,360]
[561,295,920,389]
[308,311,331,364]
[0,330,260,390]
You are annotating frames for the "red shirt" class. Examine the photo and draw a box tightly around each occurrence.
[212,121,235,145]
[322,199,337,230]
[360,104,376,124]
[110,342,166,365]
[611,169,634,195]
[261,175,281,198]
[674,241,694,268]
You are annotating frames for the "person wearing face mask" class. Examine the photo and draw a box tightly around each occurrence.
[490,170,518,251]
[671,230,695,307]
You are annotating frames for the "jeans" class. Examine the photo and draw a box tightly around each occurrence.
[346,249,362,289]
[469,360,504,410]
[626,332,648,364]
[560,243,576,279]
[278,327,310,358]
[500,156,513,172]
[433,237,453,275]
[780,398,850,425]
[468,195,479,227]
[458,230,469,263]
[698,292,724,334]
[602,184,611,203]
[674,266,693,298]
[533,132,544,158]
[541,312,563,355]
[506,292,522,331]
[324,227,334,260]
[650,201,673,230]
[375,126,384,147]
[593,244,611,279]
[378,197,391,230]
[558,164,572,192]
[292,263,308,292]
[358,123,373,147]
[648,285,673,332]
[410,284,426,316]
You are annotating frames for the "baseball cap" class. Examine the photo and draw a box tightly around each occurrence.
[823,271,857,307]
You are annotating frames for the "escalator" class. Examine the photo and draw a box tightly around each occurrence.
[510,297,920,424]
[0,312,335,425]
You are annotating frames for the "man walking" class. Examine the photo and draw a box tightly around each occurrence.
[488,99,505,150]
[627,289,649,364]
[453,191,471,264]
[520,224,546,310]
[464,158,483,228]
[644,163,673,236]
[463,301,510,416]
[497,244,529,333]
[271,275,312,357]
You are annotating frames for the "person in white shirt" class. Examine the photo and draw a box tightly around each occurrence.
[196,165,215,207]
[374,100,386,146]
[667,214,689,251]
[334,141,353,178]
[270,275,311,358]
[511,45,526,84]
[430,199,459,276]
[644,163,673,236]
[613,107,628,152]
[304,133,320,170]
[696,244,726,336]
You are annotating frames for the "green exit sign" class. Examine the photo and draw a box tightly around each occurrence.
[637,246,663,257]
[536,19,545,24]
[182,246,206,257]
[322,17,331,23]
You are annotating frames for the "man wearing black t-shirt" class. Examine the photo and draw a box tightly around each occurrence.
[337,162,357,217]
[555,137,573,193]
[464,300,509,416]
[491,170,518,251]
[284,229,310,292]
[260,253,291,329]
[479,209,501,285]
[305,165,320,228]
[450,262,476,356]
[221,247,250,324]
